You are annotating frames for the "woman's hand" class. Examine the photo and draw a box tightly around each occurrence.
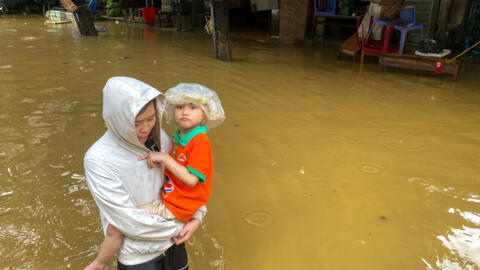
[173,218,201,245]
[83,260,108,270]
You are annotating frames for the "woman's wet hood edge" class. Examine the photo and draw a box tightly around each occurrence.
[102,76,166,155]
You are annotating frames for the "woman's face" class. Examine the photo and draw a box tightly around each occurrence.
[135,102,156,144]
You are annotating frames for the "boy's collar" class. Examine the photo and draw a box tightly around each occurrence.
[173,126,207,146]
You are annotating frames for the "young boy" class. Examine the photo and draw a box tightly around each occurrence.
[84,83,225,270]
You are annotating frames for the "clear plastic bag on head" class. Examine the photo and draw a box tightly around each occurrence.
[165,83,225,129]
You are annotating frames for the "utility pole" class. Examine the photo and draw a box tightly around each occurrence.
[210,0,231,61]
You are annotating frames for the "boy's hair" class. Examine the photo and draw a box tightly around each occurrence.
[164,83,225,129]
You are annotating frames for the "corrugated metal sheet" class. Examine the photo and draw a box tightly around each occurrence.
[230,0,243,9]
[404,0,438,46]
[250,0,279,11]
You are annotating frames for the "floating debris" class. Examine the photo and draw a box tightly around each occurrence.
[60,101,77,112]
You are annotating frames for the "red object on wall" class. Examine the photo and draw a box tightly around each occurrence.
[142,7,156,24]
[435,62,443,73]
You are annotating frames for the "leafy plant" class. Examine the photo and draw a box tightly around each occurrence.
[106,0,124,17]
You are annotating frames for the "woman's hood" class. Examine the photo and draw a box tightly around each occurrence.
[102,76,165,154]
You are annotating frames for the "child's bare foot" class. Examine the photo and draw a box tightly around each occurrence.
[83,260,108,270]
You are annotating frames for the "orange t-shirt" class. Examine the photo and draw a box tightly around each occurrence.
[162,126,213,222]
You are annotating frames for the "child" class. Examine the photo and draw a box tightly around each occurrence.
[84,83,225,270]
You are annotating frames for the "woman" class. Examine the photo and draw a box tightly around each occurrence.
[84,77,205,269]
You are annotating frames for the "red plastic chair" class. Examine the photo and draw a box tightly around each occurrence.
[363,18,398,54]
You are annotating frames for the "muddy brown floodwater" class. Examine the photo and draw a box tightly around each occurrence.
[1,15,480,270]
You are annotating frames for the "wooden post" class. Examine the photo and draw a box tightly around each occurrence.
[210,0,231,62]
[191,0,204,30]
[434,0,452,46]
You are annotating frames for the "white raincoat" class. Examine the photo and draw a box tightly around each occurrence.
[84,77,206,265]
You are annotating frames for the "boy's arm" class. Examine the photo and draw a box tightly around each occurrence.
[139,152,199,187]
[161,153,199,187]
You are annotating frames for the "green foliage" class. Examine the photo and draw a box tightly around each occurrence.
[106,0,124,17]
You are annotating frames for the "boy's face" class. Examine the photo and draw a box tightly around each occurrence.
[174,103,206,134]
[135,102,156,144]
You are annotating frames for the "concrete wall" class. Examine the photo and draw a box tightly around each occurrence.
[279,0,310,44]
[449,0,470,29]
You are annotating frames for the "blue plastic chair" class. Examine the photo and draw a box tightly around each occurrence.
[313,0,337,15]
[394,5,423,54]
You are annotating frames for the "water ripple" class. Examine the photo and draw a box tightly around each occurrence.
[435,226,480,268]
[244,209,274,228]
[377,131,424,151]
[358,162,383,175]
[0,190,14,197]
[408,177,480,204]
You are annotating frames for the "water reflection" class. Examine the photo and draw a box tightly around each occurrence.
[425,225,480,269]
[1,15,480,269]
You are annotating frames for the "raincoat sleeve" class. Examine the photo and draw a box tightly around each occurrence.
[193,205,207,222]
[84,157,182,241]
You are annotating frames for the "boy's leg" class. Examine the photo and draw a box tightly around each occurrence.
[84,225,123,270]
[137,202,153,211]
[149,200,176,220]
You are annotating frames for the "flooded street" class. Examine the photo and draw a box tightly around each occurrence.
[1,15,480,269]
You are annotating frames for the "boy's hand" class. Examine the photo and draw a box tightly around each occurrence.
[173,218,201,245]
[138,152,167,168]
